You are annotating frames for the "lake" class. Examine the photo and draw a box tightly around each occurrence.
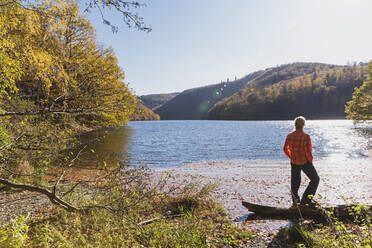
[82,120,372,168]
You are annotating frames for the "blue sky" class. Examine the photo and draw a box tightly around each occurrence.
[85,0,372,95]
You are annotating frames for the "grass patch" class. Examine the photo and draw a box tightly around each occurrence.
[0,179,255,247]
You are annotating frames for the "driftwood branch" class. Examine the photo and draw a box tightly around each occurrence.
[0,177,129,215]
[0,178,78,211]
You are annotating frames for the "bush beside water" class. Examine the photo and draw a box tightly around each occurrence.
[276,204,372,247]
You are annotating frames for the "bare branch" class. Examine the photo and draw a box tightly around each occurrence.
[138,214,183,226]
[0,133,24,152]
[53,145,87,195]
[0,108,99,117]
[0,178,78,211]
[83,0,151,32]
[62,181,82,197]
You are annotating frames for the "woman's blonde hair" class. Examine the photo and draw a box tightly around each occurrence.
[294,116,306,129]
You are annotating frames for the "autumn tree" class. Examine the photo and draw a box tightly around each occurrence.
[345,61,372,121]
[0,0,137,124]
[0,0,138,211]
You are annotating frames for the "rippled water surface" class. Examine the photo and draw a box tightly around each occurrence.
[84,120,372,168]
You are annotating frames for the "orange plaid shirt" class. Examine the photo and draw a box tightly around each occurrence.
[283,129,313,165]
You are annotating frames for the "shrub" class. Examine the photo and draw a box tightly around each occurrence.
[276,204,372,248]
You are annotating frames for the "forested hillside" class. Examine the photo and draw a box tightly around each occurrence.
[207,63,365,120]
[154,70,266,119]
[151,62,364,120]
[139,92,179,110]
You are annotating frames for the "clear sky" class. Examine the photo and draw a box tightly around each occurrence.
[85,0,372,96]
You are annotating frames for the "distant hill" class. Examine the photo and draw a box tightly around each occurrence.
[139,92,179,110]
[207,63,365,120]
[154,70,267,120]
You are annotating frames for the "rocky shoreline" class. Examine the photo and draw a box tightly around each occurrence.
[152,156,372,244]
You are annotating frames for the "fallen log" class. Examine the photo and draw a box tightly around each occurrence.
[242,201,371,219]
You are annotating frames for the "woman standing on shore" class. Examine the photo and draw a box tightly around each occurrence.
[283,116,320,207]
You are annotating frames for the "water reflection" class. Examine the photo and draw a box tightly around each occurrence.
[76,126,133,167]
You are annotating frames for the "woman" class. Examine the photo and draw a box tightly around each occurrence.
[283,116,319,207]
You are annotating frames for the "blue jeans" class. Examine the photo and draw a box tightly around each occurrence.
[291,162,319,204]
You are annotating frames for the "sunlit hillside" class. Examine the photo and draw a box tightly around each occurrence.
[152,62,365,120]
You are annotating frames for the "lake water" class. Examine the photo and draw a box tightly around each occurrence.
[82,120,372,168]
